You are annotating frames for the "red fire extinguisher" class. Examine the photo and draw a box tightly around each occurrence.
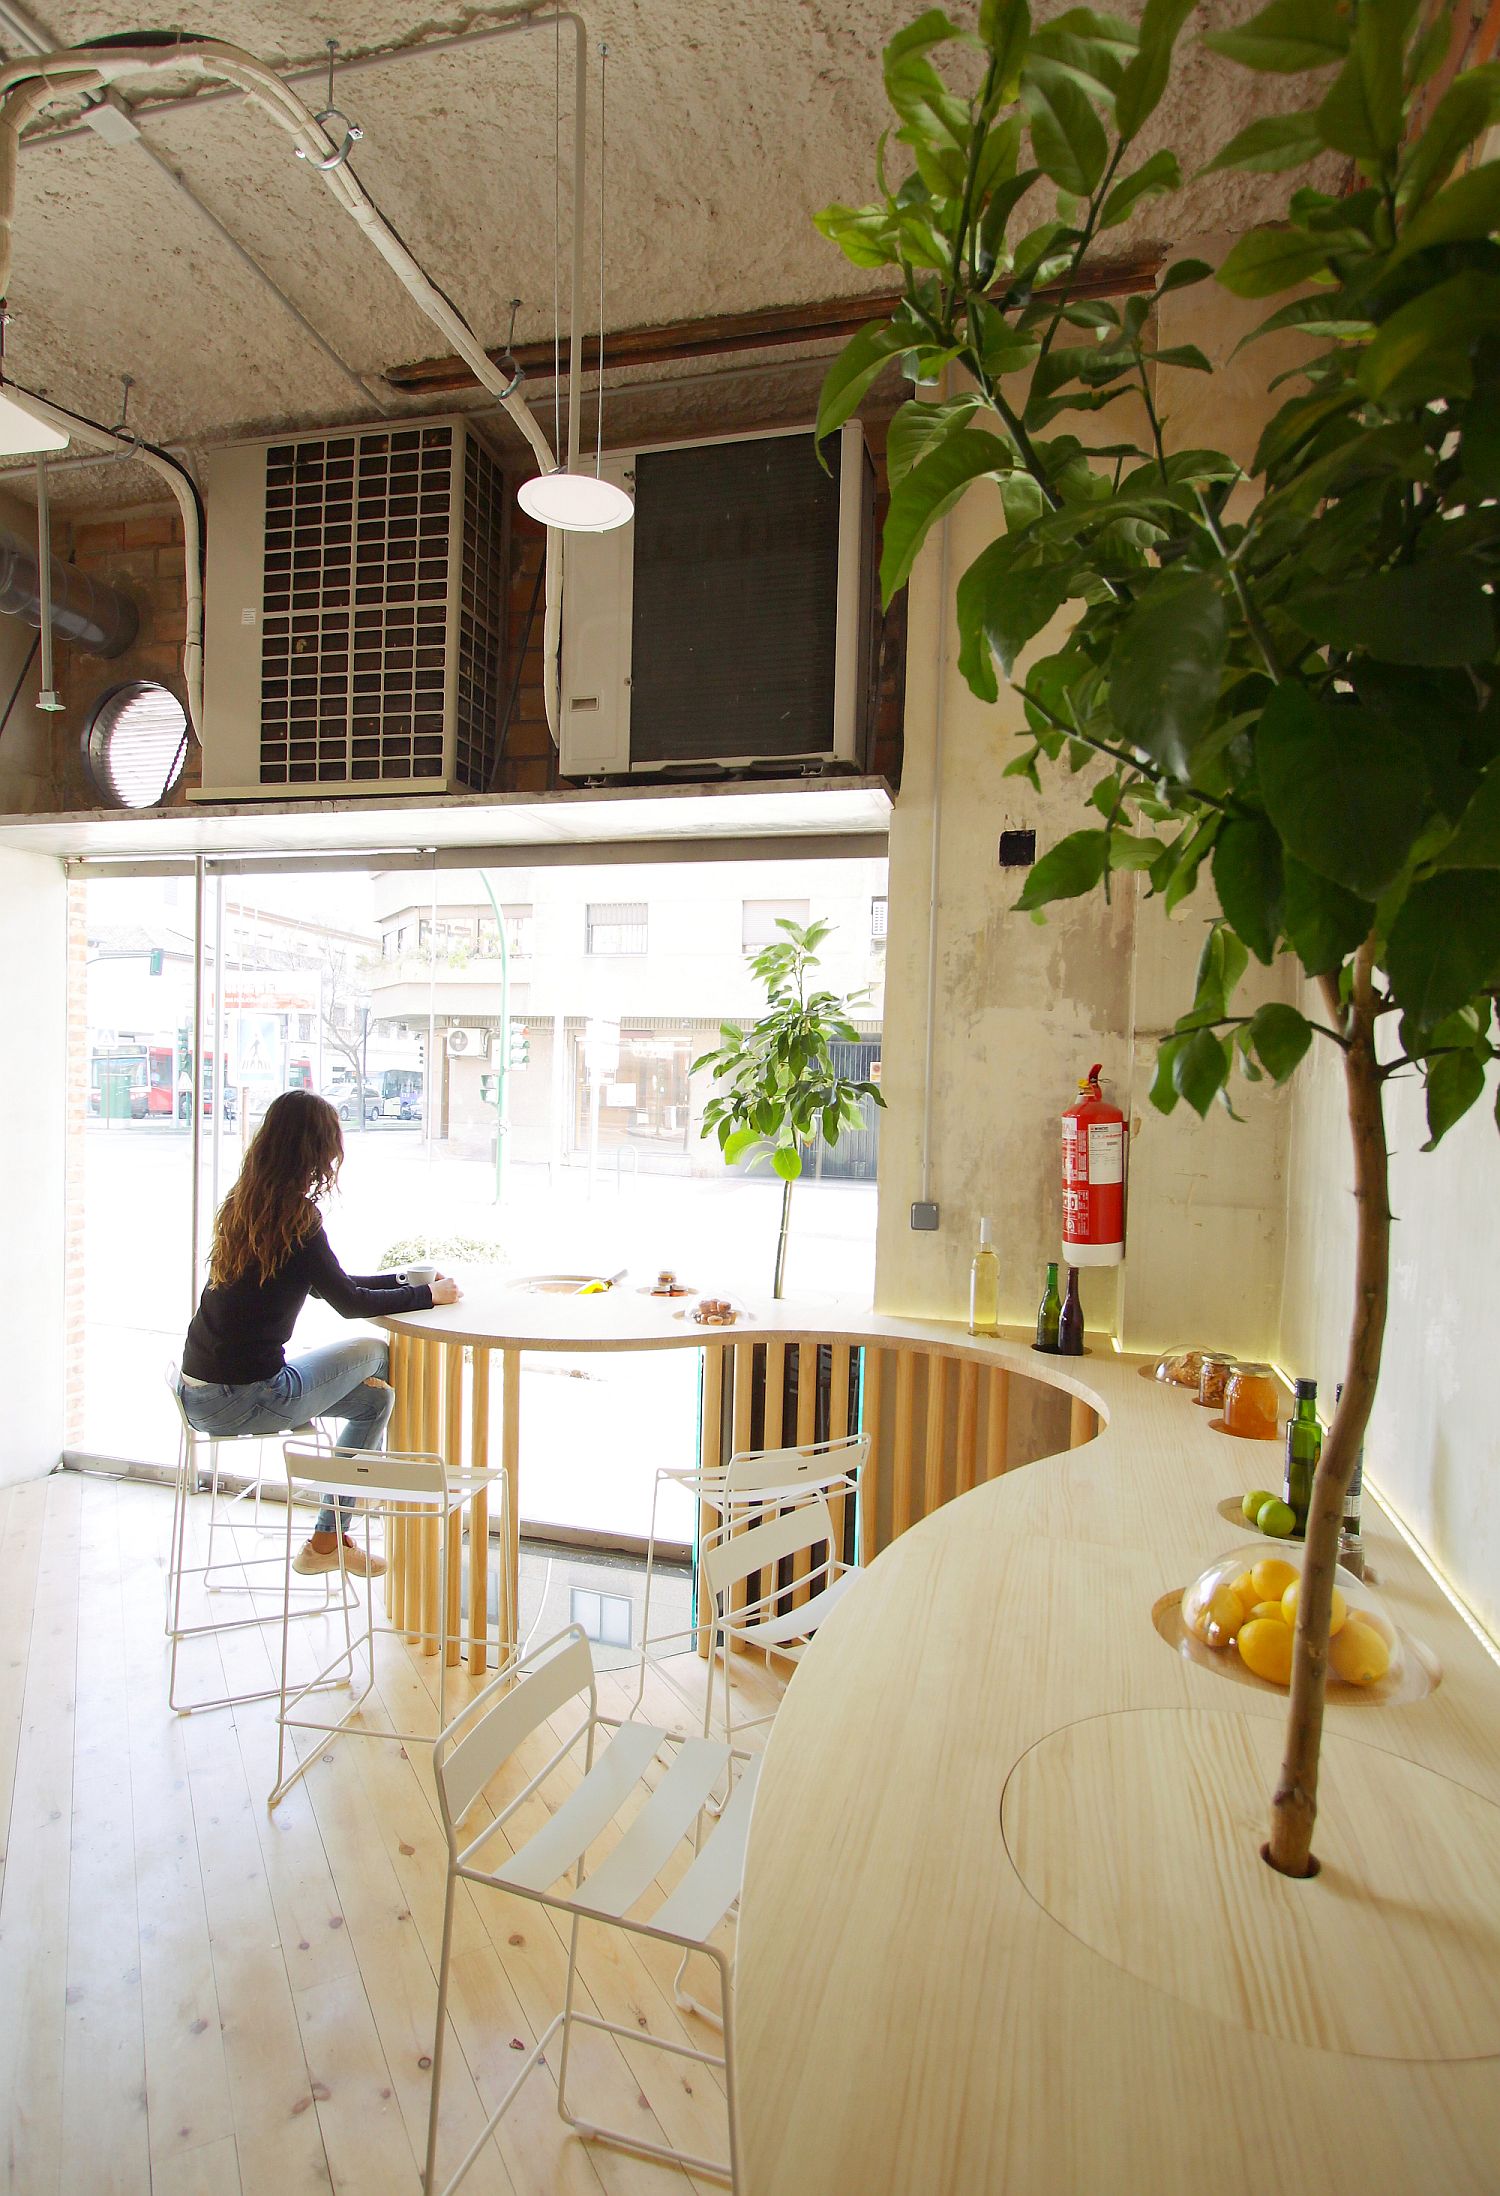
[1062,1063,1126,1266]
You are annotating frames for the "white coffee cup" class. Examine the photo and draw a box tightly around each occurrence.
[404,1260,436,1287]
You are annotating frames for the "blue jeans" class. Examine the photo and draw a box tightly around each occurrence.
[178,1339,394,1534]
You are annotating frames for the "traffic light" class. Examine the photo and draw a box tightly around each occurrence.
[480,1072,500,1109]
[507,1023,530,1070]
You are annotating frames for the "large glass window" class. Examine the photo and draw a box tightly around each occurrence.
[72,852,885,1538]
[742,896,810,952]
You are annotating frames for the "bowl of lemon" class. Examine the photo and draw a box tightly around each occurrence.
[1163,1546,1436,1706]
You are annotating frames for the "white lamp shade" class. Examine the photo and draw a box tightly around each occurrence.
[0,390,68,456]
[517,468,633,533]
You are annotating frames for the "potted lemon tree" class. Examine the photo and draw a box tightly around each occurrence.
[814,0,1499,1876]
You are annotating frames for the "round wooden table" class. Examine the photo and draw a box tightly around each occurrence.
[374,1285,1099,1674]
[731,1340,1500,2196]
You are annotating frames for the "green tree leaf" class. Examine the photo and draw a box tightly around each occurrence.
[1107,568,1228,777]
[1174,1027,1231,1115]
[979,0,1032,91]
[1149,1034,1185,1113]
[1280,856,1372,975]
[1202,0,1350,73]
[1287,559,1496,667]
[814,317,920,448]
[1247,1001,1314,1081]
[1020,56,1109,193]
[1100,147,1181,227]
[723,1125,761,1163]
[1386,871,1500,1032]
[1014,828,1108,909]
[1357,272,1500,408]
[1432,763,1500,871]
[880,429,1016,604]
[771,1144,804,1182]
[1316,5,1405,165]
[956,538,1070,696]
[1216,225,1333,298]
[1115,0,1195,141]
[1386,161,1500,272]
[1199,111,1326,175]
[1212,817,1284,965]
[1257,686,1429,899]
[1398,63,1500,211]
[1421,1048,1488,1149]
[886,395,983,487]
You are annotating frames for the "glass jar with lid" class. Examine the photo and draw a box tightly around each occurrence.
[1224,1360,1281,1440]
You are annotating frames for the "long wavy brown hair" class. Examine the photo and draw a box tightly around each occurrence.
[210,1090,344,1287]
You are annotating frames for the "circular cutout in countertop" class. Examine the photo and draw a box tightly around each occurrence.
[1001,1707,1500,2062]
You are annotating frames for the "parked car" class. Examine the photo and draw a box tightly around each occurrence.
[176,1084,237,1122]
[382,1089,424,1121]
[323,1079,381,1125]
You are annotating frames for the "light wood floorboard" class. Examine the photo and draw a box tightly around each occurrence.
[0,1474,785,2196]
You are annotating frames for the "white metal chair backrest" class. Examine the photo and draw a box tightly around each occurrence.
[434,1624,597,1841]
[282,1439,449,1506]
[699,1489,840,1609]
[720,1429,870,1502]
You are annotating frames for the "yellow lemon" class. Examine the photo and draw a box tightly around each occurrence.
[1350,1602,1395,1646]
[1229,1569,1256,1612]
[1281,1578,1347,1637]
[1203,1583,1247,1647]
[1329,1620,1391,1687]
[1237,1618,1294,1688]
[1251,1555,1298,1602]
[1249,1600,1286,1623]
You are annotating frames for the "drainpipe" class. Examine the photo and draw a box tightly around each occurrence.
[0,517,138,659]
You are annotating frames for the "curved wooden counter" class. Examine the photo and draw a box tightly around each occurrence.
[732,1334,1500,2196]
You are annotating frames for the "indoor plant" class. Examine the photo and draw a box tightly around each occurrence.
[814,0,1499,1876]
[694,917,885,1298]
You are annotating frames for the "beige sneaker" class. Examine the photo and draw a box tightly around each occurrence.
[292,1537,387,1578]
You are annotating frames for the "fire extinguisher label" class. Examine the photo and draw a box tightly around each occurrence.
[1087,1121,1124,1186]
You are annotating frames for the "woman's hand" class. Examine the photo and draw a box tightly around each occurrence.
[430,1274,462,1305]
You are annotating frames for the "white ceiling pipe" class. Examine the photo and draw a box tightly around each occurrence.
[0,17,597,746]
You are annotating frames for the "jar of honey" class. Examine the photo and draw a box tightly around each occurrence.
[1224,1360,1281,1440]
[1197,1353,1236,1410]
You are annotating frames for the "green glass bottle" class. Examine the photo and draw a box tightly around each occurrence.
[1036,1261,1062,1351]
[1283,1377,1322,1536]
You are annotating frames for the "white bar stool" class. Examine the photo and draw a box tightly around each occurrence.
[164,1364,356,1715]
[635,1430,868,1735]
[423,1624,759,2196]
[270,1439,512,1809]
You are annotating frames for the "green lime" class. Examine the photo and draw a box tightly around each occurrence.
[1241,1488,1276,1525]
[1257,1496,1296,1538]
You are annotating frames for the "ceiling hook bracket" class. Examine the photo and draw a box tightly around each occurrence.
[295,41,364,170]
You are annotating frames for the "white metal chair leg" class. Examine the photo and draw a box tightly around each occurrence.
[422,1868,459,2196]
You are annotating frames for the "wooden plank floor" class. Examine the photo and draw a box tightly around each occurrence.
[0,1473,785,2196]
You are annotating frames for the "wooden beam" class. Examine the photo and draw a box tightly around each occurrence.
[382,257,1164,399]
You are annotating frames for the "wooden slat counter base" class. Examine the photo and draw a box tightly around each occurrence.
[375,1289,1095,1671]
[733,1351,1500,2196]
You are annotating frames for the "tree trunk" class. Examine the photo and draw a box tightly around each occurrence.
[1265,944,1391,1878]
[773,1177,793,1298]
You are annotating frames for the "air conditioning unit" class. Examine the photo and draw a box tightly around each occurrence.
[193,416,505,800]
[559,421,878,779]
[445,1026,489,1058]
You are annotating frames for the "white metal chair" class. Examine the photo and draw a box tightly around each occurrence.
[164,1364,354,1715]
[270,1439,511,1808]
[635,1432,868,1739]
[423,1624,759,2196]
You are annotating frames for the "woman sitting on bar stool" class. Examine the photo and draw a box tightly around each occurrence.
[178,1089,460,1576]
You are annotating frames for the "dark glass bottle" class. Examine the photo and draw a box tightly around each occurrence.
[1057,1266,1084,1356]
[1036,1261,1062,1350]
[1283,1377,1322,1535]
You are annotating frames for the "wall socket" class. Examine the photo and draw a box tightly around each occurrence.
[910,1200,940,1231]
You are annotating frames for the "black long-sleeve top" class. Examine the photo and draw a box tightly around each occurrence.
[182,1221,433,1384]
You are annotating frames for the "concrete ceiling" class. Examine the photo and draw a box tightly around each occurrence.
[1,1,1327,502]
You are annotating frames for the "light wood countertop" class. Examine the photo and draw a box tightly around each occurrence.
[729,1332,1500,2196]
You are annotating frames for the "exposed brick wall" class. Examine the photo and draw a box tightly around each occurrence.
[50,502,197,809]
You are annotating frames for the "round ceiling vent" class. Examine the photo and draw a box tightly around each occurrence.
[82,680,188,809]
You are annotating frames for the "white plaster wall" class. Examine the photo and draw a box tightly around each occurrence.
[1280,1015,1500,1642]
[0,846,66,1481]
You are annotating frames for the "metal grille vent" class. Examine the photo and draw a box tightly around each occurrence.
[455,433,505,790]
[258,422,505,790]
